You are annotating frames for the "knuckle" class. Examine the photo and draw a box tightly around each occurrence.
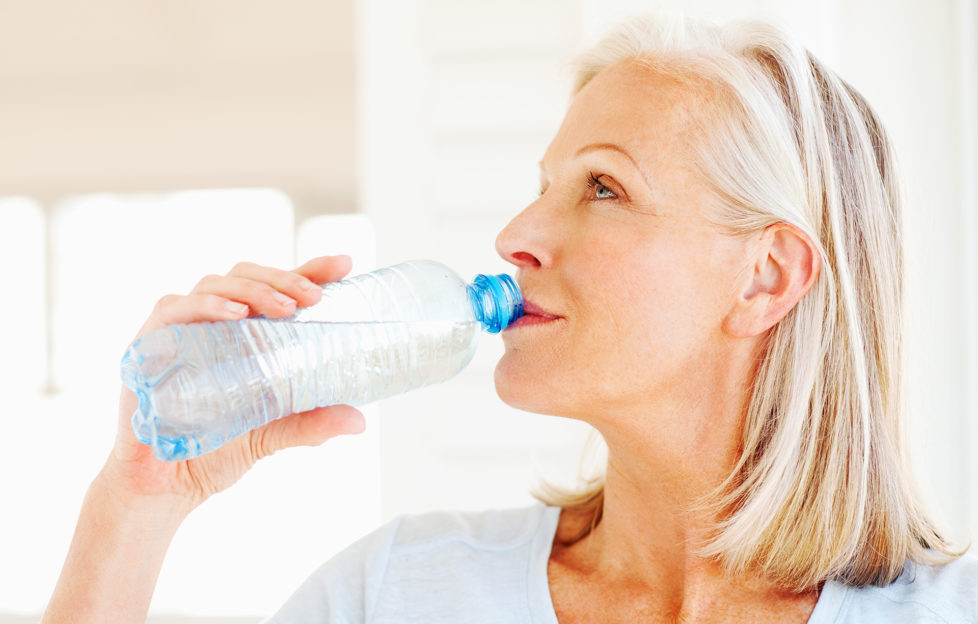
[229,260,256,275]
[153,294,181,314]
[249,427,276,461]
[292,273,315,290]
[203,293,226,312]
[254,283,280,301]
[193,274,220,291]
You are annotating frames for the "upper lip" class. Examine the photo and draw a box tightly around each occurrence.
[521,299,560,319]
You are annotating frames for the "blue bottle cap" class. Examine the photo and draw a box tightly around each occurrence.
[467,273,524,333]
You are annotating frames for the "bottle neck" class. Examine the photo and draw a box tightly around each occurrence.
[467,273,523,333]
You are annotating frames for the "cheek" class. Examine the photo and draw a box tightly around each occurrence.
[567,257,664,375]
[571,237,722,384]
[575,233,681,336]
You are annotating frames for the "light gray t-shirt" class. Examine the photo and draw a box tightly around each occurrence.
[265,504,978,623]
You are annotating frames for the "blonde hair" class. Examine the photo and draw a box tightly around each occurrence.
[537,13,962,591]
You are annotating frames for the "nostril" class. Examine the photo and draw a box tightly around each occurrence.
[511,251,541,267]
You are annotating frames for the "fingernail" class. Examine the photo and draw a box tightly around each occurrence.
[273,292,296,306]
[225,301,248,315]
[299,278,318,290]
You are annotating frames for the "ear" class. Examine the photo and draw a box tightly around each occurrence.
[723,223,821,338]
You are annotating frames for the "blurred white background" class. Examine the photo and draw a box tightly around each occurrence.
[0,0,975,621]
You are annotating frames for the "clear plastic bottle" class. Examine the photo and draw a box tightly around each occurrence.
[120,260,523,461]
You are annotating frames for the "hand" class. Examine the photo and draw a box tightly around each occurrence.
[104,254,366,513]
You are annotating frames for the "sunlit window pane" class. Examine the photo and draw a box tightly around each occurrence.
[0,197,50,614]
[51,188,295,396]
[0,196,45,395]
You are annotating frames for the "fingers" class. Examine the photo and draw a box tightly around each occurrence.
[137,293,250,336]
[192,275,302,318]
[221,261,325,310]
[133,254,354,351]
[193,255,352,318]
[294,254,353,286]
[247,405,366,460]
[168,255,348,324]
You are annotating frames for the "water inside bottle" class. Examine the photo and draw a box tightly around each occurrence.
[123,318,482,461]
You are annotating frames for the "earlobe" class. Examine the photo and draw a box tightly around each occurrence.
[723,223,821,338]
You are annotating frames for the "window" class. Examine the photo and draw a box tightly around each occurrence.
[0,190,380,616]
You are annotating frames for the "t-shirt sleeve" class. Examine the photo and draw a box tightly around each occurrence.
[262,517,402,624]
[819,551,978,623]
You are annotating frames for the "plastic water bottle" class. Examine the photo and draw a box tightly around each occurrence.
[120,260,523,461]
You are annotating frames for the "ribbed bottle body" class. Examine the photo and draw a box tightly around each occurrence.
[124,318,480,461]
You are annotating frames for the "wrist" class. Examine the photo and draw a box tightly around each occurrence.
[95,455,197,525]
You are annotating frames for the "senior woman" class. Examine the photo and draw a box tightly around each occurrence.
[43,13,976,624]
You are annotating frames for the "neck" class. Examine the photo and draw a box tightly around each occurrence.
[550,341,820,620]
[582,388,746,590]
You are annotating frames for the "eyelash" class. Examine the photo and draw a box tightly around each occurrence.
[537,171,618,199]
[585,171,616,200]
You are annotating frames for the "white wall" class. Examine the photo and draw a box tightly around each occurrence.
[0,0,356,207]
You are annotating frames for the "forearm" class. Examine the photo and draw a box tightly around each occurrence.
[42,468,191,623]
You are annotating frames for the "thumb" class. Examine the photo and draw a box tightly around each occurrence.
[249,404,366,459]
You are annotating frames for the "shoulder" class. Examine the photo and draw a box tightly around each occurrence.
[265,503,561,623]
[390,502,559,554]
[823,551,978,623]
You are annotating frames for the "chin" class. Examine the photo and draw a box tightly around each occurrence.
[492,360,524,407]
[493,358,563,415]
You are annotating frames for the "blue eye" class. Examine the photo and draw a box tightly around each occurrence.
[586,171,617,200]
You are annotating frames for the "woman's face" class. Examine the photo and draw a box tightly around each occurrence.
[494,60,753,422]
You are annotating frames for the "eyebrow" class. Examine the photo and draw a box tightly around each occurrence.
[574,142,638,164]
[539,142,652,193]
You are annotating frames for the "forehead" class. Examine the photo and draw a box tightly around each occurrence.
[544,59,709,170]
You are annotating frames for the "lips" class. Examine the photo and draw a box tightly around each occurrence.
[507,299,561,329]
[522,300,559,319]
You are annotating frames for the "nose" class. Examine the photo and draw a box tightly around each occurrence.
[494,201,551,270]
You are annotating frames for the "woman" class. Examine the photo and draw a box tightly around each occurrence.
[43,13,976,623]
